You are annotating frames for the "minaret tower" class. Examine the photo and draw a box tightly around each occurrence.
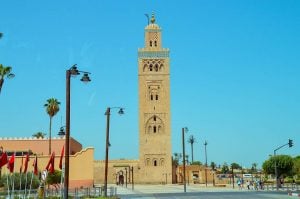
[138,14,172,183]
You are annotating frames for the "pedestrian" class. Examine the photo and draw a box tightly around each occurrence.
[246,180,250,190]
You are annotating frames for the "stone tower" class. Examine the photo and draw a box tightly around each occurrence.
[138,14,172,183]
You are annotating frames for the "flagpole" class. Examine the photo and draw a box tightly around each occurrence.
[12,173,15,199]
[19,172,22,199]
[60,164,64,199]
[28,171,34,199]
[24,172,28,198]
[6,172,10,198]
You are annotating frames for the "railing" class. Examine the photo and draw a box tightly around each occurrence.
[0,186,118,198]
[264,183,299,191]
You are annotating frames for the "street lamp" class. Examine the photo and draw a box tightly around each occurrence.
[204,141,208,187]
[182,127,188,193]
[274,139,293,190]
[104,107,124,197]
[64,64,91,199]
[58,126,66,138]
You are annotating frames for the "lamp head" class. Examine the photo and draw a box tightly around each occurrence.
[118,108,124,115]
[80,73,91,83]
[70,64,79,76]
[58,127,66,138]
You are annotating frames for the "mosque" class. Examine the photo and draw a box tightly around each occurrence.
[0,14,214,187]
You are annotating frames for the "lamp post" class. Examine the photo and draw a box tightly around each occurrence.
[104,107,124,197]
[182,127,188,193]
[204,141,208,187]
[274,139,293,190]
[131,166,134,190]
[64,64,91,199]
[0,146,3,177]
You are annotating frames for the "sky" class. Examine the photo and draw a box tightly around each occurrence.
[0,0,299,169]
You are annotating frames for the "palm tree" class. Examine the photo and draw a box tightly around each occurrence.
[210,161,216,171]
[187,135,196,163]
[32,132,46,139]
[44,98,60,155]
[0,64,14,94]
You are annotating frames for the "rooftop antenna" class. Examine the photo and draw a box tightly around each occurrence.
[144,13,149,25]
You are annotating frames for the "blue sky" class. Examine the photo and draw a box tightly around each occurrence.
[0,0,299,168]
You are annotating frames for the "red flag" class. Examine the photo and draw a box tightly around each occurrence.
[0,152,8,168]
[19,156,23,173]
[7,153,15,173]
[32,156,38,175]
[23,154,30,173]
[59,146,64,170]
[45,152,55,173]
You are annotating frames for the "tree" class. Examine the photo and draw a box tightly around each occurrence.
[221,163,229,174]
[262,155,294,177]
[46,170,62,189]
[251,162,257,174]
[0,64,14,94]
[32,132,46,139]
[231,162,242,170]
[44,98,60,155]
[190,161,202,166]
[210,162,216,170]
[187,135,196,163]
[292,156,300,176]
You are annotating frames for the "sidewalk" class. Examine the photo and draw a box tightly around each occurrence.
[112,184,247,195]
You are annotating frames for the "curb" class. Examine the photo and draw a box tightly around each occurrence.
[288,192,300,197]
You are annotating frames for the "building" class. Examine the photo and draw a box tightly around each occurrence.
[1,14,174,186]
[0,136,94,188]
[137,13,172,183]
[94,13,173,185]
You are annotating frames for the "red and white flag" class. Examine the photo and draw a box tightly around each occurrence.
[23,153,30,173]
[59,146,64,170]
[7,153,15,173]
[45,152,55,174]
[32,156,38,175]
[0,152,8,168]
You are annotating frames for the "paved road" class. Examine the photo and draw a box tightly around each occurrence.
[119,191,292,199]
[111,184,297,199]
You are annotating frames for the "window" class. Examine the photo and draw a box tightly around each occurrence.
[156,95,158,100]
[149,64,153,71]
[155,64,158,72]
[146,158,150,166]
[154,160,157,166]
[150,41,152,47]
[154,41,157,47]
[153,116,156,121]
[150,94,153,101]
[153,126,157,133]
[160,159,165,166]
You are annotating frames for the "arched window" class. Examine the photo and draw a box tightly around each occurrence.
[158,125,162,133]
[149,64,153,71]
[154,41,157,47]
[153,116,156,121]
[150,94,153,101]
[160,158,165,166]
[160,64,164,71]
[148,126,152,134]
[156,95,159,100]
[155,64,159,72]
[146,158,150,166]
[143,64,148,72]
[150,41,152,47]
[154,160,157,166]
[153,126,157,133]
